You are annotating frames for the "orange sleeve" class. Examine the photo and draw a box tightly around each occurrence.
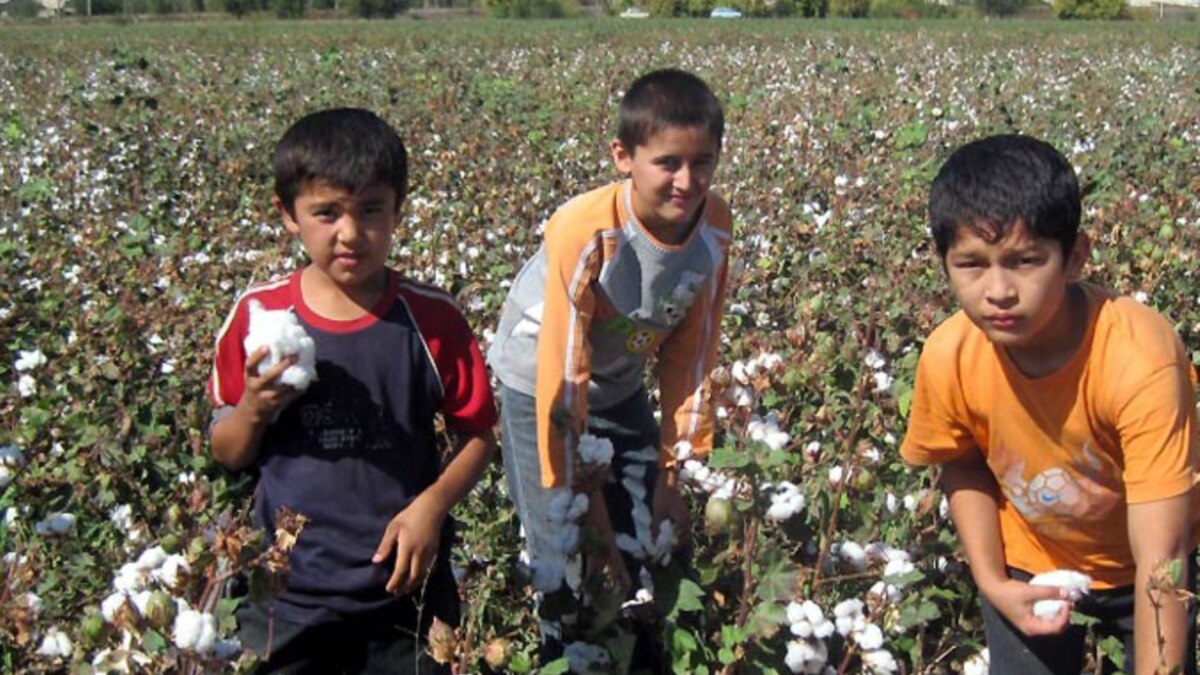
[1115,362,1199,504]
[535,218,602,488]
[900,333,977,466]
[655,235,730,468]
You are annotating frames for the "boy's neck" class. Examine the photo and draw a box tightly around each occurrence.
[1005,283,1089,379]
[299,266,389,321]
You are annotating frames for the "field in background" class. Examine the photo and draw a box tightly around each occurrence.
[1,19,1199,673]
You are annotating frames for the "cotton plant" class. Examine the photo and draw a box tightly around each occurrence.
[243,300,317,390]
[0,443,25,489]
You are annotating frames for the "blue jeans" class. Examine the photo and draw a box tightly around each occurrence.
[499,384,663,668]
[981,561,1197,675]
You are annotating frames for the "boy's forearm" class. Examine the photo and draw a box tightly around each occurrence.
[940,452,1009,595]
[419,430,498,518]
[1128,494,1193,675]
[209,403,271,471]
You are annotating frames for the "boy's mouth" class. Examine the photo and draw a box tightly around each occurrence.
[987,314,1021,329]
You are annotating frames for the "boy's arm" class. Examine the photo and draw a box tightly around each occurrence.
[1128,492,1192,675]
[373,429,497,595]
[941,450,1072,636]
[210,348,300,470]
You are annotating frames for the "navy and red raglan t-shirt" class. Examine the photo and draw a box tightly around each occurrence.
[209,269,497,625]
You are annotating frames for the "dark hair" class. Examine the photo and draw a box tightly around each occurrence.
[273,108,407,215]
[617,69,724,151]
[929,134,1080,259]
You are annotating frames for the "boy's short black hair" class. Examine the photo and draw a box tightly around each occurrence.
[929,134,1080,258]
[617,69,724,151]
[273,108,407,215]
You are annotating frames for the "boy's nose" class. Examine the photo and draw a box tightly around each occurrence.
[337,216,362,244]
[984,270,1018,306]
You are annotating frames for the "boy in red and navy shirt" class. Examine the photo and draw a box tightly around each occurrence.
[208,108,497,674]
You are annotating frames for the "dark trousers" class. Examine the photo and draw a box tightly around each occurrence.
[982,561,1198,675]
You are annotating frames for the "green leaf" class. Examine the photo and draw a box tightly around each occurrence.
[1098,635,1125,671]
[141,628,166,653]
[707,447,750,470]
[1070,611,1100,627]
[539,657,571,675]
[673,579,706,615]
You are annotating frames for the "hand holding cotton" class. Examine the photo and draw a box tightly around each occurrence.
[243,300,317,391]
[1029,569,1091,619]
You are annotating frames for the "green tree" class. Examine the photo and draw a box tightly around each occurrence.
[975,0,1019,16]
[829,0,867,15]
[271,0,305,17]
[1052,0,1126,18]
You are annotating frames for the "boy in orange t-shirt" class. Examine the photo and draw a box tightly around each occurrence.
[901,134,1198,675]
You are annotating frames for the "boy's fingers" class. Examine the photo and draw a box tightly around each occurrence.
[387,539,414,594]
[372,524,398,564]
[259,354,297,385]
[244,346,271,374]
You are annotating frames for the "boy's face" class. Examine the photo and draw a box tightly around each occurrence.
[276,180,398,294]
[612,124,720,242]
[944,219,1089,360]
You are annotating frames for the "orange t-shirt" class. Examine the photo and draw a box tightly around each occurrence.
[901,284,1200,588]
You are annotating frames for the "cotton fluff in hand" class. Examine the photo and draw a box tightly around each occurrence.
[1029,569,1092,619]
[243,300,317,390]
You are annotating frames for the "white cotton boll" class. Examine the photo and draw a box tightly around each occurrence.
[564,641,611,675]
[862,649,899,674]
[36,627,72,659]
[962,649,989,675]
[35,512,77,537]
[827,466,844,485]
[135,546,168,571]
[938,496,949,519]
[130,590,153,615]
[731,361,750,385]
[0,444,25,468]
[790,619,814,638]
[864,350,886,371]
[154,555,190,589]
[834,598,865,620]
[903,493,919,512]
[869,581,902,605]
[813,619,836,639]
[855,623,884,650]
[884,492,899,515]
[173,610,217,655]
[578,434,614,466]
[18,374,37,398]
[113,563,149,593]
[839,542,868,570]
[18,592,43,617]
[109,504,134,532]
[883,559,915,581]
[674,441,693,461]
[0,465,11,489]
[243,300,317,391]
[15,349,47,372]
[101,592,129,623]
[785,639,829,674]
[872,371,893,393]
[1030,570,1091,619]
[622,476,647,502]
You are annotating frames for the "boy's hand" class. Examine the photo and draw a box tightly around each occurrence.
[984,578,1073,636]
[651,470,691,549]
[373,494,446,595]
[239,347,301,422]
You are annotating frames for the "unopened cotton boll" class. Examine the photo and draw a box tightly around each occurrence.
[1030,569,1091,619]
[243,300,317,391]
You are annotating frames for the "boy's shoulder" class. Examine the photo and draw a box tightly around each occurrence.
[228,273,297,314]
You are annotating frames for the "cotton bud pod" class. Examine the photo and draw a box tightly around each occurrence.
[483,637,514,670]
[144,591,176,630]
[81,612,107,643]
[704,496,735,536]
[854,468,876,492]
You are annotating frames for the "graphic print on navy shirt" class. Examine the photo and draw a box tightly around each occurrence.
[209,270,497,623]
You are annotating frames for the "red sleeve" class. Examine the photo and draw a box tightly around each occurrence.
[209,296,251,409]
[401,283,498,434]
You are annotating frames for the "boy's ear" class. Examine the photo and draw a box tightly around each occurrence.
[611,138,634,174]
[273,194,300,235]
[1066,231,1091,282]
